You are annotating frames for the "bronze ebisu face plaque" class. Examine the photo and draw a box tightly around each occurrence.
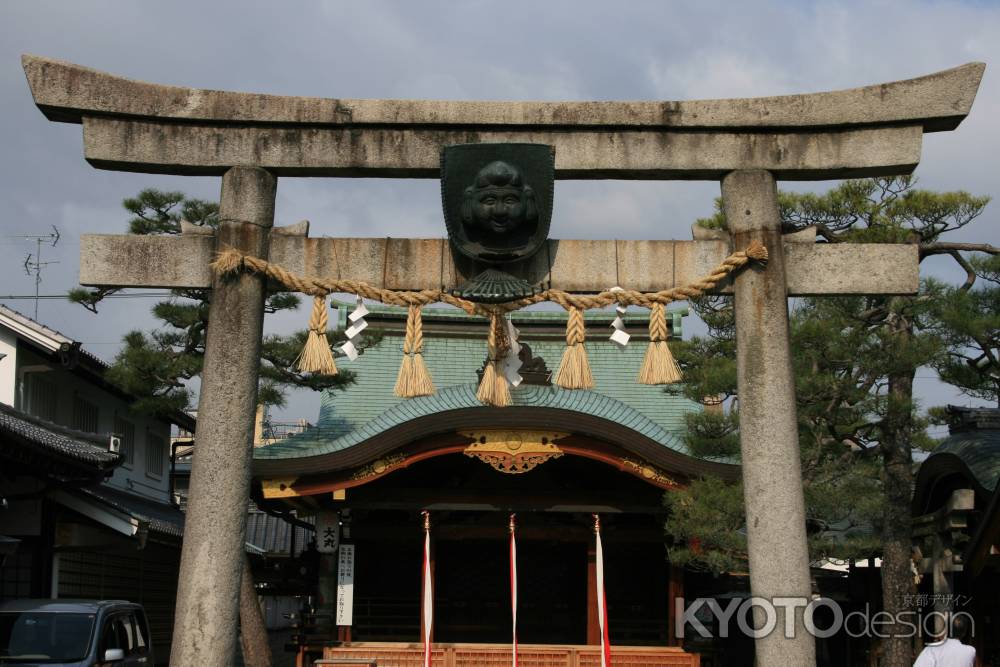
[442,143,555,302]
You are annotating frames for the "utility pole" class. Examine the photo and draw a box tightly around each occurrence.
[19,226,60,320]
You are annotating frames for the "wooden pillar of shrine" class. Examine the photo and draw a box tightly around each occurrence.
[586,546,599,645]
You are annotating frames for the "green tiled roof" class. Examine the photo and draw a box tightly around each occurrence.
[931,429,1000,492]
[256,307,702,461]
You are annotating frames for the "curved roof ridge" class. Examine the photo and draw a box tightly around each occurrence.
[927,430,1000,493]
[256,383,690,460]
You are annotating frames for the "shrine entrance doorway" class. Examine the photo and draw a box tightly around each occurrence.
[434,532,587,645]
[299,452,684,648]
[349,509,673,647]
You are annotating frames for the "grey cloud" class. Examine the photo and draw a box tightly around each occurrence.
[1,0,998,421]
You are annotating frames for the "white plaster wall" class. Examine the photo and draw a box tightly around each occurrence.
[0,327,17,406]
[16,347,173,503]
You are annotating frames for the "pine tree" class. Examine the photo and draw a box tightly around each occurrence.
[664,177,993,666]
[69,188,376,417]
[932,254,1000,406]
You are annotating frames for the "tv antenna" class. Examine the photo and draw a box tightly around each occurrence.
[19,226,60,320]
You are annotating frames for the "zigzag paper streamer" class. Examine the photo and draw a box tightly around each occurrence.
[340,296,369,361]
[608,287,630,349]
[501,317,524,388]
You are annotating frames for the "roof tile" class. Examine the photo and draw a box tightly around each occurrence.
[257,309,701,461]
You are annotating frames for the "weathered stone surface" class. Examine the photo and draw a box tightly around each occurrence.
[23,55,984,179]
[24,54,983,132]
[786,242,919,295]
[80,234,215,287]
[725,170,816,665]
[80,117,923,179]
[80,234,919,296]
[170,166,276,667]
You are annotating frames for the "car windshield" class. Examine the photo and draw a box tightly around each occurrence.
[0,612,95,663]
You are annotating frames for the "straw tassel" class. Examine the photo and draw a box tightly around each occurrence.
[477,312,512,407]
[555,307,594,390]
[296,295,338,375]
[638,301,682,385]
[395,305,435,398]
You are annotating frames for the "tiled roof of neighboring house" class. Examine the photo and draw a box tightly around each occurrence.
[255,306,707,465]
[0,304,77,348]
[80,485,185,539]
[914,406,1000,514]
[0,401,121,471]
[72,487,298,554]
[0,305,196,432]
[0,304,108,371]
[930,427,1000,493]
[245,509,313,557]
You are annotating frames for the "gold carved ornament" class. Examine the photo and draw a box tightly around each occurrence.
[261,477,299,499]
[461,430,568,474]
[350,453,406,481]
[622,457,677,487]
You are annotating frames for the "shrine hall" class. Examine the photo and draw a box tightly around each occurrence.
[253,304,736,666]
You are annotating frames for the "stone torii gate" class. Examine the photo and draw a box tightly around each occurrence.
[22,55,983,666]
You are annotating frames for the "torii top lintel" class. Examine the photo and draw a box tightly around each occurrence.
[22,55,984,181]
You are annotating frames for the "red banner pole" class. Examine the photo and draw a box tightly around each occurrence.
[510,513,518,667]
[422,511,433,667]
[594,514,611,667]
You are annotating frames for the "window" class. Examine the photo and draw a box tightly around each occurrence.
[24,374,57,422]
[98,615,130,656]
[128,612,148,655]
[1,612,96,663]
[146,433,166,478]
[71,395,99,433]
[114,415,136,466]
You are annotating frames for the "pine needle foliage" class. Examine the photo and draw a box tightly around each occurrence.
[665,177,992,588]
[69,188,380,418]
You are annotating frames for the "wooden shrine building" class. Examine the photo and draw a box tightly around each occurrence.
[253,305,731,665]
[912,407,1000,664]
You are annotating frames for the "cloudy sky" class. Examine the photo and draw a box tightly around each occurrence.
[1,0,998,429]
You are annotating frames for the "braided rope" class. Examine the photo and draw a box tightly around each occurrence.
[412,306,424,354]
[216,241,766,396]
[481,309,510,363]
[296,293,337,375]
[566,307,586,346]
[403,305,419,355]
[638,299,681,385]
[211,240,768,316]
[477,310,512,406]
[309,294,329,334]
[554,306,594,389]
[648,302,667,342]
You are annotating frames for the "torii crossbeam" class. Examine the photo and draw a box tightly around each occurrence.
[23,55,984,667]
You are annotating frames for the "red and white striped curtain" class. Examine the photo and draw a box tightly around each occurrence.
[594,514,611,667]
[422,511,433,667]
[510,513,519,667]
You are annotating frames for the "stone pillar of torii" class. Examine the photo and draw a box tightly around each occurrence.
[22,55,984,666]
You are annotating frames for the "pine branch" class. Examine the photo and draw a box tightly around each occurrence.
[920,242,1000,256]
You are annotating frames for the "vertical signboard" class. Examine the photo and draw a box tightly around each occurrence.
[336,544,355,626]
[316,512,339,554]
